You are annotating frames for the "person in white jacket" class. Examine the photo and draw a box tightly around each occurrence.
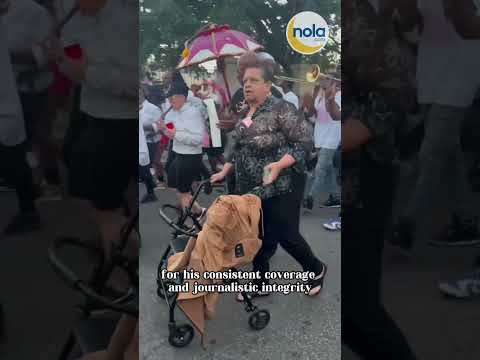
[45,1,139,359]
[0,0,41,236]
[139,86,158,203]
[153,81,207,220]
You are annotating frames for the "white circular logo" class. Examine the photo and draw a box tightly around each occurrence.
[286,11,329,55]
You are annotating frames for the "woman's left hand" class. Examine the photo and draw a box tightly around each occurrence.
[263,162,282,186]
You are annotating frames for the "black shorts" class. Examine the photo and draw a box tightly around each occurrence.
[167,152,203,193]
[67,112,137,210]
[204,146,224,157]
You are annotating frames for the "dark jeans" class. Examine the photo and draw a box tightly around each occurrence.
[0,142,37,213]
[139,165,155,195]
[253,173,324,284]
[342,164,416,360]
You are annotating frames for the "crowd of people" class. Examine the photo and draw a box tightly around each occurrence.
[2,0,478,358]
[139,50,342,300]
[139,56,342,230]
[342,0,479,359]
[1,0,139,358]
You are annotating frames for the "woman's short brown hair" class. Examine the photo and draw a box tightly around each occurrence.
[243,61,275,83]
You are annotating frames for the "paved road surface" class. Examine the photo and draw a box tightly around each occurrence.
[139,185,341,360]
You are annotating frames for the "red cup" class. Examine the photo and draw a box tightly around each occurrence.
[64,44,83,60]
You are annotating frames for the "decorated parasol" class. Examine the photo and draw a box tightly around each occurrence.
[177,24,264,102]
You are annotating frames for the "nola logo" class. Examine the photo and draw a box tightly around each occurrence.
[286,11,329,55]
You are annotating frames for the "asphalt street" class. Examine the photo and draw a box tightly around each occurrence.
[139,184,342,360]
[1,158,479,359]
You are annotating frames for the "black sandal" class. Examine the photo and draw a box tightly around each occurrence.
[236,290,270,302]
[306,264,327,297]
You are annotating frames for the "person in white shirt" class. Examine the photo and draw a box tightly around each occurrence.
[280,80,299,110]
[0,2,41,236]
[50,0,138,210]
[153,81,207,220]
[4,0,64,195]
[392,0,480,252]
[434,0,480,300]
[139,86,158,203]
[46,2,139,358]
[304,81,341,210]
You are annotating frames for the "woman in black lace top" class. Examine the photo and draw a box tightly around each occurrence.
[211,62,327,299]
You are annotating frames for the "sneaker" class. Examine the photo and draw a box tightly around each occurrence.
[303,196,313,210]
[323,218,341,231]
[438,270,480,299]
[154,182,167,190]
[3,212,42,237]
[36,183,62,202]
[321,195,340,208]
[389,218,415,257]
[140,193,157,204]
[429,216,480,247]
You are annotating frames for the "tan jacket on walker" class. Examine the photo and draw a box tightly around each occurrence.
[167,194,263,345]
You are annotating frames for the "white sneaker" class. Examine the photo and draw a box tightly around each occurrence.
[323,218,341,231]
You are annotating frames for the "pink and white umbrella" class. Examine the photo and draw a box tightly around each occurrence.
[177,24,264,102]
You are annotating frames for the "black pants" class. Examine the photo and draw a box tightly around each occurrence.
[0,142,36,213]
[253,173,324,284]
[139,165,155,195]
[342,164,416,360]
[19,90,61,186]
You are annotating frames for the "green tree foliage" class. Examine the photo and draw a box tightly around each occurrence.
[140,0,340,74]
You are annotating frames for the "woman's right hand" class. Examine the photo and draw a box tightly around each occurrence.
[210,172,226,184]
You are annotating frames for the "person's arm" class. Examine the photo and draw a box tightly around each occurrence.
[341,118,373,153]
[10,4,52,67]
[341,93,396,153]
[445,0,480,39]
[211,162,234,183]
[138,119,150,167]
[324,83,341,120]
[326,98,341,121]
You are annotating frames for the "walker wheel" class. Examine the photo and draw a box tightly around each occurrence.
[157,280,177,300]
[168,324,194,347]
[248,309,270,330]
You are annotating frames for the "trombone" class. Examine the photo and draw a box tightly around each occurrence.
[274,65,341,85]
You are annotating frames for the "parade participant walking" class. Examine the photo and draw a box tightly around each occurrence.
[342,1,417,358]
[304,78,341,210]
[47,1,140,356]
[0,0,41,236]
[152,79,207,219]
[211,61,327,299]
[4,0,62,198]
[145,84,169,187]
[139,86,158,203]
